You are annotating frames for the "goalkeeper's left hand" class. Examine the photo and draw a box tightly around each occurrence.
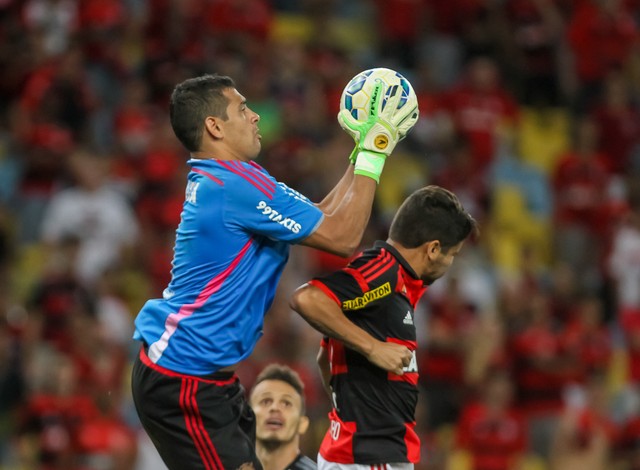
[340,83,419,177]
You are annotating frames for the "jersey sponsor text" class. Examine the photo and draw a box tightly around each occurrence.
[256,201,302,233]
[185,181,199,204]
[341,282,392,310]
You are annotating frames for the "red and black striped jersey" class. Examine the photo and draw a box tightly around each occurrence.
[309,241,427,464]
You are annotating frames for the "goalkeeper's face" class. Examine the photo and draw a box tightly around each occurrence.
[219,88,262,161]
[250,379,309,448]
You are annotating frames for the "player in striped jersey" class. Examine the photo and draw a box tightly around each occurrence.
[290,186,477,469]
[131,74,416,470]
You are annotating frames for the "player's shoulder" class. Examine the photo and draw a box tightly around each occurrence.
[348,245,400,282]
[288,454,316,470]
[189,159,280,201]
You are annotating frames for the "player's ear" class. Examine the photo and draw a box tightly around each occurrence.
[204,116,224,140]
[297,415,310,435]
[424,240,441,261]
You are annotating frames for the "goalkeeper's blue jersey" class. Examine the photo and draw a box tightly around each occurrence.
[133,158,323,375]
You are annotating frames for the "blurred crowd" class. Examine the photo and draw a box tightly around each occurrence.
[1,0,640,469]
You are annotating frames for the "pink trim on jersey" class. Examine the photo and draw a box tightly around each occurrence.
[238,161,276,191]
[148,238,254,363]
[192,167,224,186]
[229,160,276,195]
[217,160,275,199]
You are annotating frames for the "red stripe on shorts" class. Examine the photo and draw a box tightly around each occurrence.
[180,379,216,470]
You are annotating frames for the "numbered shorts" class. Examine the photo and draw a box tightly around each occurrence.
[131,345,262,470]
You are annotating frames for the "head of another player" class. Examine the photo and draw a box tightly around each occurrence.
[249,364,310,451]
[388,185,478,285]
[169,73,261,161]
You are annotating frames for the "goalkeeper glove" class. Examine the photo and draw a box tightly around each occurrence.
[339,81,419,182]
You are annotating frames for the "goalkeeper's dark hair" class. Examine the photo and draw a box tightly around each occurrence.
[389,185,478,251]
[252,363,306,414]
[170,74,235,152]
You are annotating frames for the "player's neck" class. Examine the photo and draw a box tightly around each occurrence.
[256,441,300,470]
[191,150,243,161]
[191,143,254,162]
[386,239,422,277]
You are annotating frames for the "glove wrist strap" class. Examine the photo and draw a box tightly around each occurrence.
[353,151,386,183]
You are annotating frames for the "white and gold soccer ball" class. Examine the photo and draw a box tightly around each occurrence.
[339,67,419,138]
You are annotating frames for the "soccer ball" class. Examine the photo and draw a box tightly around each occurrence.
[340,67,419,130]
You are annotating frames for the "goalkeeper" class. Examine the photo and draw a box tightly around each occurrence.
[131,73,418,470]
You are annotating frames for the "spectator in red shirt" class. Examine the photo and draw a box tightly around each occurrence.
[205,0,273,42]
[16,46,96,142]
[438,56,520,175]
[501,0,567,106]
[374,0,427,68]
[625,326,640,386]
[76,0,126,64]
[143,0,208,64]
[420,276,479,431]
[619,397,640,470]
[567,0,639,112]
[509,291,575,458]
[456,370,528,470]
[26,238,96,354]
[589,70,640,176]
[549,373,619,470]
[15,123,75,244]
[112,78,157,163]
[552,115,612,290]
[432,135,490,224]
[74,383,137,470]
[17,350,100,469]
[559,294,612,383]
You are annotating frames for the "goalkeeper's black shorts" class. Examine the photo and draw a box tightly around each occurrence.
[131,345,262,470]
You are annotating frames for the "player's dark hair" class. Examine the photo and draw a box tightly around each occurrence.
[169,74,236,152]
[253,364,306,413]
[389,185,478,250]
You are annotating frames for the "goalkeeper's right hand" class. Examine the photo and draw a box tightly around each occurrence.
[338,81,418,183]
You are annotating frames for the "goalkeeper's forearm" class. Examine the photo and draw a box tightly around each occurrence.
[299,175,376,257]
[315,164,354,214]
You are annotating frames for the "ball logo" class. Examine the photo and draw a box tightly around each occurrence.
[368,84,380,115]
[374,134,388,149]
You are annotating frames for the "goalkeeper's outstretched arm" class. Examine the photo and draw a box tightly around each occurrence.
[300,173,376,257]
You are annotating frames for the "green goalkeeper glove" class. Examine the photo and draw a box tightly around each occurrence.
[338,81,419,183]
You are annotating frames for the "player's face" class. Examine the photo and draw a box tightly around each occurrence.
[220,88,261,161]
[421,240,464,285]
[250,379,307,447]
